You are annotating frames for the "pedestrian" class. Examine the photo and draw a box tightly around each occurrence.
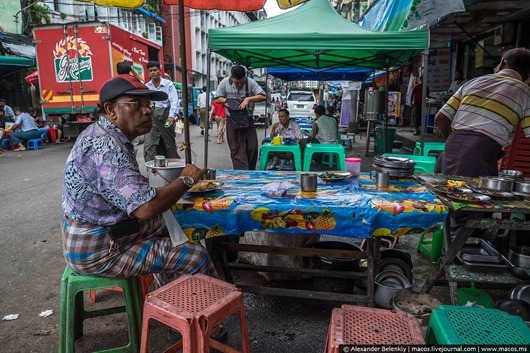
[275,97,281,112]
[412,76,430,136]
[435,47,530,178]
[209,99,226,144]
[116,60,144,84]
[197,86,210,136]
[447,68,467,96]
[144,61,181,162]
[214,65,267,170]
[0,98,15,122]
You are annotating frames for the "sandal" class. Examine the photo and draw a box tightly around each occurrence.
[13,147,26,152]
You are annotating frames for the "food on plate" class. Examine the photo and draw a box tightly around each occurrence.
[188,180,221,192]
[449,193,480,201]
[447,180,466,187]
[319,171,351,181]
[434,186,471,194]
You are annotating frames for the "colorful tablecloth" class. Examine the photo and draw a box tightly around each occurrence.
[172,170,448,242]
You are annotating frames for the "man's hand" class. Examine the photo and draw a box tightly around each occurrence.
[167,117,175,125]
[238,97,249,110]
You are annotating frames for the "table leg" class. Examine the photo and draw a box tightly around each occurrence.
[449,281,458,305]
[420,211,483,293]
[365,120,371,157]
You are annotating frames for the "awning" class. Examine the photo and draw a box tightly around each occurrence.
[0,56,35,77]
[268,67,374,81]
[137,6,166,23]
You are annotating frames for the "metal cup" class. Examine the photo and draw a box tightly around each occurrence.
[154,155,166,167]
[300,173,318,192]
[205,169,216,180]
[375,171,390,188]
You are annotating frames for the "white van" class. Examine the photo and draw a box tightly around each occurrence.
[286,89,316,118]
[251,100,273,125]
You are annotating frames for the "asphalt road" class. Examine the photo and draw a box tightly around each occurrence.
[0,117,339,353]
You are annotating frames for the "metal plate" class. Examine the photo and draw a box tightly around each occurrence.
[187,180,224,193]
[417,174,449,185]
[433,185,473,194]
[446,192,491,203]
[471,187,514,198]
[318,171,352,181]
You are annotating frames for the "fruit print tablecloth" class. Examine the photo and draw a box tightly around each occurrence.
[172,170,448,242]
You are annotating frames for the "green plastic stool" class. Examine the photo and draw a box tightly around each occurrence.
[303,143,346,171]
[426,305,530,344]
[259,143,302,171]
[383,153,436,173]
[59,266,143,353]
[413,142,446,157]
[417,224,444,262]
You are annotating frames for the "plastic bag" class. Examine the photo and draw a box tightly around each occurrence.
[175,120,184,134]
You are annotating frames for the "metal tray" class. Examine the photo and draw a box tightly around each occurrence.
[458,239,503,264]
[456,253,510,272]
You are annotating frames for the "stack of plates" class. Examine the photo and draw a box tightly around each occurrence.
[372,155,416,178]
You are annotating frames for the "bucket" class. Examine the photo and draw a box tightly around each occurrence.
[374,270,412,309]
[145,158,186,187]
[311,241,362,293]
[345,157,362,176]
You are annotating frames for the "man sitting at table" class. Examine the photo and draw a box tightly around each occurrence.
[307,105,339,144]
[267,108,303,170]
[10,107,43,151]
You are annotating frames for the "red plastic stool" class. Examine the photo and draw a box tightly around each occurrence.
[140,273,251,353]
[325,305,425,352]
[47,128,58,143]
[89,274,155,303]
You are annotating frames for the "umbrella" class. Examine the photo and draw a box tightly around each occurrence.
[25,71,39,85]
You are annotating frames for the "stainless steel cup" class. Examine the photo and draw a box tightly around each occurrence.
[205,169,216,180]
[301,173,318,192]
[154,155,166,167]
[375,171,390,188]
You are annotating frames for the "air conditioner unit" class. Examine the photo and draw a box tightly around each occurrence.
[494,25,503,46]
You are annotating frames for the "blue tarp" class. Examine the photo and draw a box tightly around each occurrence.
[137,6,166,23]
[267,67,374,81]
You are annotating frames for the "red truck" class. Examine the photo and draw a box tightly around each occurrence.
[33,21,163,137]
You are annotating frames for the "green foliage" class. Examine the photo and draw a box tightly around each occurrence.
[21,1,51,35]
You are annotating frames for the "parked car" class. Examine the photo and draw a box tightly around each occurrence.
[251,101,273,126]
[286,89,316,118]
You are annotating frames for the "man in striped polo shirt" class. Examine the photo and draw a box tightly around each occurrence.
[435,47,530,177]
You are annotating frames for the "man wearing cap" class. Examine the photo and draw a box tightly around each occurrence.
[144,61,180,162]
[61,74,215,289]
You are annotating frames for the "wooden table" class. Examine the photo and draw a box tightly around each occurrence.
[174,170,448,303]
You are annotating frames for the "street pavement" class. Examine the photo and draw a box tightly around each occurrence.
[0,117,453,353]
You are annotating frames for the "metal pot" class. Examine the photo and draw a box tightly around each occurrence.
[499,169,524,180]
[374,270,412,309]
[478,176,514,192]
[509,247,530,269]
[145,158,186,187]
[514,178,530,194]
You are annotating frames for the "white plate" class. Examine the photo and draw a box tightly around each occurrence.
[187,180,224,193]
[471,188,514,198]
[318,171,352,181]
[446,192,491,203]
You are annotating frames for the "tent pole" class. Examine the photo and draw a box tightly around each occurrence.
[204,50,212,168]
[383,63,389,154]
[178,0,191,164]
[264,68,269,140]
[420,50,429,155]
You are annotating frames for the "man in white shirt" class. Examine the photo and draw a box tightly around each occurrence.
[144,61,181,162]
[197,86,208,135]
[447,69,467,96]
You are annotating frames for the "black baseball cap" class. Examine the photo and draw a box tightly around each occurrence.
[99,75,168,105]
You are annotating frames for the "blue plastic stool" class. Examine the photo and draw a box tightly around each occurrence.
[26,138,44,150]
[1,138,11,150]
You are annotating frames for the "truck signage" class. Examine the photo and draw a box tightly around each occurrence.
[53,36,94,82]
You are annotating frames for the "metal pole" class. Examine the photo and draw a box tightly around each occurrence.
[383,65,389,154]
[178,0,192,164]
[420,49,429,155]
[264,68,269,140]
[170,5,178,80]
[204,50,212,168]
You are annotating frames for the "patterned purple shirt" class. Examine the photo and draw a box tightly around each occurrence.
[273,121,303,140]
[62,116,156,225]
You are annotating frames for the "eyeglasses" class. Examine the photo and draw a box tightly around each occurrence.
[116,100,155,110]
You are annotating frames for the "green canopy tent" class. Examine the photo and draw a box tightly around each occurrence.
[208,0,429,70]
[204,0,431,163]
